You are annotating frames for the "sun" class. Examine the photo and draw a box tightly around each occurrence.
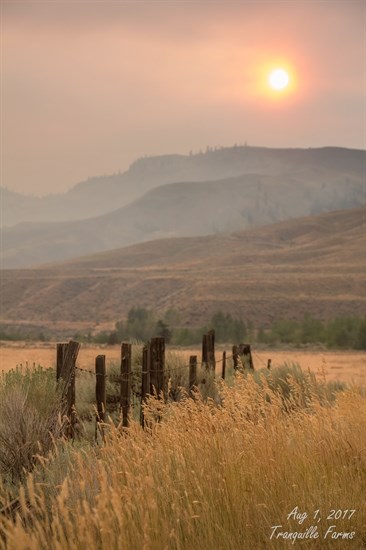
[268,68,290,91]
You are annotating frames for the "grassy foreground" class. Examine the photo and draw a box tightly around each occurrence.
[0,371,365,549]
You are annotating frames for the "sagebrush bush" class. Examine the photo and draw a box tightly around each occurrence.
[0,367,57,419]
[0,367,62,485]
[247,362,346,410]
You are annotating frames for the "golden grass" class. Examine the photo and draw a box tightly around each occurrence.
[0,374,365,549]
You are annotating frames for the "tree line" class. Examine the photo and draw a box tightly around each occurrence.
[74,308,366,350]
[80,308,247,347]
[257,314,366,349]
[0,308,364,349]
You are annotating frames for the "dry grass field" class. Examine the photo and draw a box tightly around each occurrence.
[1,341,365,548]
[1,341,365,386]
[1,367,365,549]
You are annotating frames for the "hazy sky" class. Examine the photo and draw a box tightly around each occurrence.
[1,1,365,196]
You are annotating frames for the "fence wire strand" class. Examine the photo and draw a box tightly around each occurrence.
[75,352,235,379]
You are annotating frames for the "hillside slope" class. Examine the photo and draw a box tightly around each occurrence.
[1,207,365,335]
[2,160,365,268]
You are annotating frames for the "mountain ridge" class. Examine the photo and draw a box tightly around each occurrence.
[2,145,365,228]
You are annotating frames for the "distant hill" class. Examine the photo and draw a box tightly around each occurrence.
[1,206,365,336]
[2,146,365,268]
[2,145,365,228]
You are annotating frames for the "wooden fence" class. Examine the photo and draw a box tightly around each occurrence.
[56,331,256,437]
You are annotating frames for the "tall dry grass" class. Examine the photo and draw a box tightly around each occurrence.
[0,372,365,549]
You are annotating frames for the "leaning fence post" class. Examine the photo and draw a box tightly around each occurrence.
[189,355,197,396]
[140,345,150,428]
[120,343,132,428]
[221,351,226,380]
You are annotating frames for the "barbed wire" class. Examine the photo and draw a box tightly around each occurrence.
[252,350,269,368]
[75,352,236,379]
[75,366,97,376]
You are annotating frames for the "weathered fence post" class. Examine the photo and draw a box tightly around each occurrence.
[189,355,197,396]
[232,345,239,371]
[221,351,226,380]
[140,345,150,428]
[202,333,208,369]
[120,343,132,428]
[207,329,216,370]
[57,340,80,438]
[56,343,68,381]
[95,355,106,444]
[202,330,215,370]
[240,344,254,370]
[95,355,106,424]
[149,337,165,398]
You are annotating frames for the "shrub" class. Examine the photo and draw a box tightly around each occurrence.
[0,367,62,484]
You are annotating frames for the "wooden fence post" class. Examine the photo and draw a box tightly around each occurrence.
[241,344,254,370]
[56,343,67,381]
[202,333,208,369]
[232,345,239,371]
[149,337,165,398]
[189,355,197,396]
[58,340,80,438]
[140,345,150,428]
[207,329,215,370]
[95,355,106,424]
[221,351,226,380]
[202,330,215,370]
[120,343,132,428]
